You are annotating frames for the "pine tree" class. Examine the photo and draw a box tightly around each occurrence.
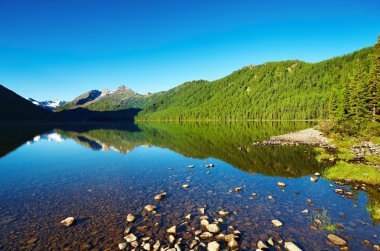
[328,87,339,119]
[368,35,380,121]
[348,60,369,124]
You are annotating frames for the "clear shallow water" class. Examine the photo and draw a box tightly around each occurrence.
[0,122,379,250]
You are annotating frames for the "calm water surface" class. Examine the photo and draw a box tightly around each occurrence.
[0,122,379,250]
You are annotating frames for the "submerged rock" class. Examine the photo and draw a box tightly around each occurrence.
[60,217,75,226]
[118,242,127,250]
[206,224,220,233]
[234,187,243,192]
[200,232,213,240]
[277,182,286,188]
[207,241,220,251]
[167,226,177,235]
[126,214,135,222]
[125,233,137,243]
[334,189,344,194]
[154,192,167,202]
[228,238,239,250]
[285,241,303,251]
[327,234,347,246]
[310,177,318,182]
[144,205,157,212]
[219,210,229,217]
[271,219,283,227]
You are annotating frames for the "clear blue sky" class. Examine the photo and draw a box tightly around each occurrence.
[0,0,379,101]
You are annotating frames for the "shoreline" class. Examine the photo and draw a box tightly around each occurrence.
[252,128,332,147]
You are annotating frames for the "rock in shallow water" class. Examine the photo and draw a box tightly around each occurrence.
[144,205,157,212]
[154,192,167,202]
[125,233,137,243]
[271,219,283,227]
[277,182,286,188]
[206,223,220,233]
[219,210,229,217]
[126,214,135,222]
[167,226,177,235]
[327,234,347,246]
[60,217,75,226]
[118,242,127,250]
[207,241,220,251]
[285,241,303,251]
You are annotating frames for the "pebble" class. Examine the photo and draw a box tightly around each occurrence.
[143,243,151,251]
[144,205,157,212]
[167,226,177,235]
[207,241,220,251]
[314,219,322,226]
[125,233,137,243]
[200,232,213,240]
[334,189,344,194]
[126,214,135,222]
[285,241,303,251]
[234,187,243,192]
[182,184,190,189]
[60,217,75,226]
[271,219,283,227]
[168,235,175,244]
[118,242,127,250]
[206,224,220,233]
[277,182,286,188]
[310,177,318,182]
[219,210,229,217]
[327,234,347,246]
[257,240,268,249]
[228,238,239,250]
[154,192,167,202]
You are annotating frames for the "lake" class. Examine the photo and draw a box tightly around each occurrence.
[0,122,379,250]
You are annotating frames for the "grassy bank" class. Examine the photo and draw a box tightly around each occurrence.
[323,161,380,185]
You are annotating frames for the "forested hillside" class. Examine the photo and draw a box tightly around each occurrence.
[137,46,373,120]
[57,45,375,121]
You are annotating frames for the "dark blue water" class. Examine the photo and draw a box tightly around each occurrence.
[0,122,379,250]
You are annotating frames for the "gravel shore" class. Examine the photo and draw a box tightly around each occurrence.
[253,128,331,147]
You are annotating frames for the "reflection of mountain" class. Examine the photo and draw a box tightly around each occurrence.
[52,121,325,177]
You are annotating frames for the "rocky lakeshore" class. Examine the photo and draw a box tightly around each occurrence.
[252,128,331,147]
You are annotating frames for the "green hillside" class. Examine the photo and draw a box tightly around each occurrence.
[137,47,373,120]
[57,45,374,121]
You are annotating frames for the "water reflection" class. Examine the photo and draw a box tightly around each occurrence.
[0,121,379,250]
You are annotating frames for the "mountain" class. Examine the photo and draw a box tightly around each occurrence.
[56,85,164,112]
[0,85,56,121]
[56,46,374,121]
[28,98,66,110]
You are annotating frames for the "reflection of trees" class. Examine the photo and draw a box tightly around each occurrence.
[365,186,380,224]
[58,121,326,177]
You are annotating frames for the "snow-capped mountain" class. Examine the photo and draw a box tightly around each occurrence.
[28,98,66,111]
